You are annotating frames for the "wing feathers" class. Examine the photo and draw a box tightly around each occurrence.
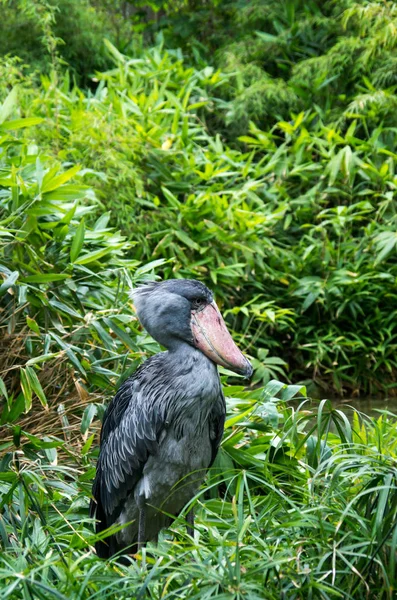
[92,359,165,527]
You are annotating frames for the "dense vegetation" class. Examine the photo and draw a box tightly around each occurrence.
[1,0,397,598]
[2,379,397,599]
[2,0,397,395]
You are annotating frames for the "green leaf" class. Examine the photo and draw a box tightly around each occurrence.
[26,353,60,366]
[255,31,279,43]
[50,332,86,376]
[26,316,40,334]
[262,380,285,401]
[0,87,17,124]
[70,218,85,263]
[81,404,97,436]
[280,384,306,401]
[22,274,70,283]
[134,258,167,277]
[103,317,137,351]
[42,165,81,193]
[42,436,58,464]
[0,270,19,295]
[19,368,32,413]
[225,406,253,428]
[302,291,319,312]
[1,117,43,130]
[49,299,84,320]
[81,433,95,456]
[104,38,126,63]
[161,186,181,208]
[0,377,8,401]
[174,230,200,250]
[374,232,397,264]
[73,244,124,265]
[25,366,48,409]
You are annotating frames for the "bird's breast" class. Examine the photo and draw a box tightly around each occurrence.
[135,422,212,510]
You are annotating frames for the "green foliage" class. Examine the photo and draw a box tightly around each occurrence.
[1,380,397,598]
[0,0,115,81]
[0,93,167,420]
[1,3,397,598]
[6,43,396,394]
[138,0,397,133]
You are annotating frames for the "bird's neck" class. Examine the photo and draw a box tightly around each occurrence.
[165,342,221,396]
[167,339,211,365]
[159,343,221,436]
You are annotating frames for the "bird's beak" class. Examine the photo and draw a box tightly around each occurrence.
[191,301,253,378]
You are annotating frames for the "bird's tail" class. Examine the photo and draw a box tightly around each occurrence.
[90,497,112,558]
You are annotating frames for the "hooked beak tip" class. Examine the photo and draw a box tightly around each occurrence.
[238,359,253,379]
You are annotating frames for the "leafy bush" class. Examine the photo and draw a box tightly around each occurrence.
[8,42,396,394]
[0,0,115,82]
[135,1,397,134]
[0,90,167,429]
[1,380,397,598]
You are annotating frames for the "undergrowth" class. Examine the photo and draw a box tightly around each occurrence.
[1,381,397,599]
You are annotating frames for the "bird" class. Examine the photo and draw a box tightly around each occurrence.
[90,278,252,559]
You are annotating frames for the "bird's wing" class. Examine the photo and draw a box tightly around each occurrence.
[90,360,165,524]
[208,391,226,467]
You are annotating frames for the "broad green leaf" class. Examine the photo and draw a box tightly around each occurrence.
[0,377,8,401]
[26,353,61,366]
[174,229,199,250]
[50,332,86,376]
[81,433,95,456]
[74,244,124,265]
[25,366,48,409]
[81,404,97,436]
[0,270,19,295]
[103,317,137,351]
[26,316,40,334]
[280,384,306,401]
[225,406,253,429]
[1,117,43,130]
[0,87,17,124]
[161,186,180,208]
[255,31,279,43]
[262,380,285,401]
[42,165,81,193]
[49,299,84,320]
[134,258,167,277]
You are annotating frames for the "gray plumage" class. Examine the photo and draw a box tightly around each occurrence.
[90,279,250,558]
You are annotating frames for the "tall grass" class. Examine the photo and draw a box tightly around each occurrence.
[1,381,397,599]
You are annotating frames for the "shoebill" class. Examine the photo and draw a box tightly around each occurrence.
[90,279,252,558]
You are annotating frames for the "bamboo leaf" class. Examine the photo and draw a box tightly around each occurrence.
[25,366,48,409]
[1,117,43,130]
[22,274,70,283]
[70,218,85,263]
[0,88,17,124]
[73,244,124,265]
[81,404,97,436]
[19,368,32,413]
[42,165,81,193]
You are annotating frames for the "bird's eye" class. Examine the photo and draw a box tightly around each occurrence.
[192,297,206,310]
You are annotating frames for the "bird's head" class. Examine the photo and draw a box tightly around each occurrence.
[131,279,252,378]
